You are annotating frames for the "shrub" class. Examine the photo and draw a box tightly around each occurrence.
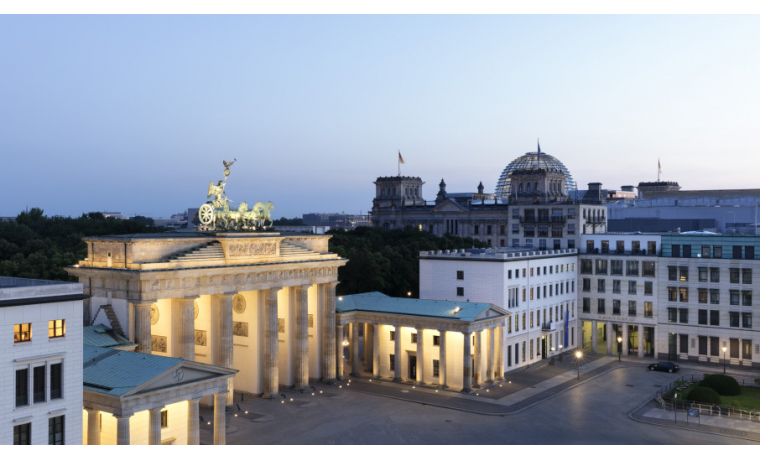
[700,374,741,396]
[732,400,741,408]
[688,387,721,405]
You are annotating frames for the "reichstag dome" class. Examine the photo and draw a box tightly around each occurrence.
[494,147,577,200]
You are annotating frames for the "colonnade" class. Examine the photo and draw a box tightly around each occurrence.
[586,320,647,358]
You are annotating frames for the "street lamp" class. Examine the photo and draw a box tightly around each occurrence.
[575,350,583,380]
[722,346,727,374]
[617,336,622,362]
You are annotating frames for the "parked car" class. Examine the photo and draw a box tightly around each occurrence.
[648,362,679,373]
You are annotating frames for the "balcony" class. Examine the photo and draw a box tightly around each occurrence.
[541,322,556,332]
[519,216,566,224]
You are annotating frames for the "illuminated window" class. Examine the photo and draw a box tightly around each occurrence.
[14,323,32,343]
[389,354,395,371]
[411,333,418,344]
[389,331,395,341]
[161,410,168,428]
[433,335,440,346]
[49,320,65,338]
[433,359,440,377]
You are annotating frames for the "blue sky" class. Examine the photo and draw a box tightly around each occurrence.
[1,15,759,219]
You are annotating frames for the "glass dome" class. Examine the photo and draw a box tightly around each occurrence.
[494,150,577,200]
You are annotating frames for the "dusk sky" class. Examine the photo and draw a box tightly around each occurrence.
[2,14,759,219]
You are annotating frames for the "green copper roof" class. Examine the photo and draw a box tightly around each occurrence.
[336,292,500,322]
[83,325,135,349]
[83,345,183,396]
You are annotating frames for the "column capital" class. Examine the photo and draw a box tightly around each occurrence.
[297,283,313,290]
[268,287,283,293]
[149,405,165,412]
[324,281,339,288]
[114,412,134,419]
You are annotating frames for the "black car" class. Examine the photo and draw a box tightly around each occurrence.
[648,362,679,373]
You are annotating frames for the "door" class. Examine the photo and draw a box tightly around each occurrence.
[541,336,547,359]
[408,354,417,380]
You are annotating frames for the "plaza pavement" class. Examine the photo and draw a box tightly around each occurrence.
[198,351,760,444]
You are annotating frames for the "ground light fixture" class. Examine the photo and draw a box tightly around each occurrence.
[575,350,583,380]
[722,346,727,373]
[617,336,623,362]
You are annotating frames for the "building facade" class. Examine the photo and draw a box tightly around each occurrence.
[1,277,86,445]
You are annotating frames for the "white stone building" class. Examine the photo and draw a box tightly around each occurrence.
[0,277,85,445]
[419,248,580,374]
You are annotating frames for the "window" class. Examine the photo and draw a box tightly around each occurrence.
[730,312,740,328]
[626,260,639,276]
[644,281,653,295]
[389,354,395,371]
[698,288,707,303]
[644,302,653,317]
[710,289,720,304]
[50,363,62,400]
[33,366,46,403]
[702,245,711,258]
[743,268,752,284]
[733,246,743,259]
[611,299,620,315]
[433,335,440,346]
[433,359,440,377]
[595,259,608,275]
[597,279,606,293]
[648,241,657,255]
[679,308,688,324]
[580,259,592,274]
[582,279,591,292]
[14,323,32,343]
[643,262,656,277]
[632,241,641,253]
[161,410,168,428]
[612,280,621,294]
[49,320,65,338]
[679,287,688,302]
[672,245,681,258]
[679,267,689,282]
[714,246,723,258]
[456,287,464,297]
[710,268,720,282]
[597,299,605,314]
[730,290,740,305]
[616,241,625,253]
[390,331,395,341]
[601,240,609,253]
[743,291,752,306]
[611,260,623,275]
[710,310,719,326]
[730,268,740,283]
[698,309,707,325]
[456,271,464,280]
[14,423,31,445]
[668,266,677,281]
[411,333,418,344]
[680,334,689,354]
[474,225,479,235]
[742,313,752,328]
[668,287,677,302]
[628,281,637,295]
[746,246,755,260]
[16,368,28,407]
[628,301,637,317]
[698,267,708,282]
[582,298,590,313]
[667,308,677,323]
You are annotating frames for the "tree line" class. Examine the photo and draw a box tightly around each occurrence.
[328,226,486,297]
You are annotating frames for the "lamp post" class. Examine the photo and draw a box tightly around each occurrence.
[617,336,622,362]
[722,346,727,374]
[575,350,582,380]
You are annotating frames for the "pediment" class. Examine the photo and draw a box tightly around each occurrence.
[127,361,235,397]
[473,306,508,321]
[433,199,469,213]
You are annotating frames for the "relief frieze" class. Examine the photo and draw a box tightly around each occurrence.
[227,241,277,257]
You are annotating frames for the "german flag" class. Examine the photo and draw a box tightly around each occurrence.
[398,150,404,164]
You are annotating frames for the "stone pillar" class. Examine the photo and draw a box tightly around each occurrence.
[439,331,448,388]
[606,322,614,355]
[148,407,163,445]
[218,294,234,405]
[116,414,131,445]
[638,325,645,358]
[622,324,629,357]
[416,327,424,385]
[487,328,495,384]
[187,398,201,445]
[322,283,337,383]
[133,302,152,354]
[496,326,504,380]
[473,330,482,388]
[372,323,380,378]
[365,324,374,373]
[262,288,281,399]
[294,285,311,391]
[213,393,226,445]
[591,320,598,353]
[86,408,100,445]
[336,325,344,380]
[393,325,402,382]
[173,297,195,361]
[351,322,361,376]
[462,332,472,393]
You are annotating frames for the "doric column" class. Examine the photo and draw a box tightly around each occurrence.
[116,414,132,445]
[591,320,598,353]
[486,328,495,383]
[187,397,201,445]
[473,330,482,388]
[148,407,163,445]
[416,327,425,384]
[365,324,374,373]
[262,288,281,399]
[220,294,234,405]
[321,283,338,383]
[86,408,100,445]
[294,285,311,391]
[336,325,344,380]
[638,325,645,358]
[372,323,380,378]
[622,324,629,357]
[213,393,226,445]
[606,322,614,355]
[171,297,195,360]
[393,325,403,382]
[495,326,504,380]
[351,322,361,376]
[439,331,448,388]
[462,332,472,393]
[132,302,152,354]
